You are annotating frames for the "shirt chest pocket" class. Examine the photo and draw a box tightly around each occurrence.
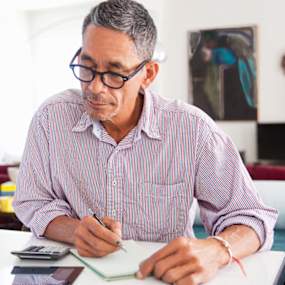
[124,182,188,242]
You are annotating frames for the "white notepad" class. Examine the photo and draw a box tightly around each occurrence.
[70,240,153,281]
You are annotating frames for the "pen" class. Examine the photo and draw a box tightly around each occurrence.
[88,208,127,253]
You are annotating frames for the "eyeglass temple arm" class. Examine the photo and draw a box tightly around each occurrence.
[69,47,82,66]
[123,60,149,81]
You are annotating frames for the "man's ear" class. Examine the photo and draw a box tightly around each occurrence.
[141,61,159,89]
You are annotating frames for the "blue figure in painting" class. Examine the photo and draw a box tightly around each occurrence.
[196,30,257,120]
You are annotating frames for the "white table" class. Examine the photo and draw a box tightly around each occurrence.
[0,229,284,285]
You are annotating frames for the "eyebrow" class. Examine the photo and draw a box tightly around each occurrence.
[80,53,97,67]
[80,52,128,71]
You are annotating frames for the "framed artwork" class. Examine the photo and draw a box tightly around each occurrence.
[188,26,258,120]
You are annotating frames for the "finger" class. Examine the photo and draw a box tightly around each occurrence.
[89,234,119,253]
[103,216,122,237]
[76,221,118,253]
[162,262,201,284]
[138,238,187,279]
[77,247,94,257]
[176,272,203,285]
[75,236,102,257]
[76,239,109,257]
[153,251,197,279]
[85,216,120,246]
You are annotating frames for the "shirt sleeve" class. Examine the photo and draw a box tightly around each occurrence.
[13,108,74,238]
[194,129,278,251]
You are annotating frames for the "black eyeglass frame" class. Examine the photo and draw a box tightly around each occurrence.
[69,48,149,89]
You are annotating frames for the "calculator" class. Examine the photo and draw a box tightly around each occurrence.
[11,245,70,260]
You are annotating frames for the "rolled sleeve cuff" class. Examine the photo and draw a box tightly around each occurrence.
[212,215,273,251]
[28,200,74,238]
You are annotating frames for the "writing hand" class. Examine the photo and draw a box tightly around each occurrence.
[74,216,122,257]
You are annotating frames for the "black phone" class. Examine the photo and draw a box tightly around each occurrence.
[274,257,285,285]
[11,245,70,260]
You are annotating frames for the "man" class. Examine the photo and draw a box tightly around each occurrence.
[13,0,277,284]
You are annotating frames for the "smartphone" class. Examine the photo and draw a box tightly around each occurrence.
[11,245,70,260]
[274,257,285,285]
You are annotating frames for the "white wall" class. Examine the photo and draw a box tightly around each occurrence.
[259,0,285,122]
[26,3,89,107]
[0,6,34,160]
[1,0,285,162]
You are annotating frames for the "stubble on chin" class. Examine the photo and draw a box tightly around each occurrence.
[84,102,104,121]
[84,100,118,122]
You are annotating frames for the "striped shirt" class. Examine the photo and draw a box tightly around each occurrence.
[13,89,277,250]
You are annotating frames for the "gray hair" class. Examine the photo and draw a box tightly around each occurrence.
[82,0,157,60]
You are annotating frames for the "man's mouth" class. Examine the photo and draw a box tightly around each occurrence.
[86,99,111,110]
[84,92,113,108]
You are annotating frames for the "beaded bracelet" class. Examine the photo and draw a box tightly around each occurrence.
[208,235,247,277]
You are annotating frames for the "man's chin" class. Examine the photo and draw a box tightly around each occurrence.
[88,111,105,121]
[85,103,118,121]
[86,109,112,122]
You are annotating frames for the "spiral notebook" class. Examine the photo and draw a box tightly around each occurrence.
[70,240,152,281]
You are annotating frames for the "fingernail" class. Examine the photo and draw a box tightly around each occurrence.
[136,271,143,279]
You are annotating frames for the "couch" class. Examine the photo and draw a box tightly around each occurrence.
[0,165,11,184]
[0,164,22,230]
[247,163,285,180]
[193,180,285,251]
[0,164,19,184]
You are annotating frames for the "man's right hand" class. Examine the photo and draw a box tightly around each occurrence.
[74,216,122,257]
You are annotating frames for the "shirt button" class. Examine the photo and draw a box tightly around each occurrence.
[112,180,117,186]
[112,210,116,215]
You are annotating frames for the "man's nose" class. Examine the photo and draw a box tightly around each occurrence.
[87,73,106,93]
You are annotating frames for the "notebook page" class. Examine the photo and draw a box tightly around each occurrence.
[70,240,153,281]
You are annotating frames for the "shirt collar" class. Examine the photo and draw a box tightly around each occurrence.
[72,111,94,133]
[135,89,161,141]
[72,89,161,141]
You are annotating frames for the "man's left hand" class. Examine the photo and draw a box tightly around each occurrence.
[137,237,227,285]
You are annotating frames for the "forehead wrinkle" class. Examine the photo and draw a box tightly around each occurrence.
[80,52,97,66]
[82,26,141,72]
[106,61,128,70]
[81,51,131,72]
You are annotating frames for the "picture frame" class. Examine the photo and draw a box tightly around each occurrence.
[188,26,258,121]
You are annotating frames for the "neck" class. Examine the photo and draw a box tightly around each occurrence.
[102,94,143,143]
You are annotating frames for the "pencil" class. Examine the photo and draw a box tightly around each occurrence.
[88,208,127,253]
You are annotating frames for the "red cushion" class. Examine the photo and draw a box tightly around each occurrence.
[0,164,19,184]
[0,164,19,175]
[246,164,285,180]
[0,174,10,184]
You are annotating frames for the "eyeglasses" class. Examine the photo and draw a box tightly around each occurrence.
[69,48,148,89]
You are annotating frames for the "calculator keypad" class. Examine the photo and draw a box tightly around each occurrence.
[25,246,68,255]
[12,245,70,260]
